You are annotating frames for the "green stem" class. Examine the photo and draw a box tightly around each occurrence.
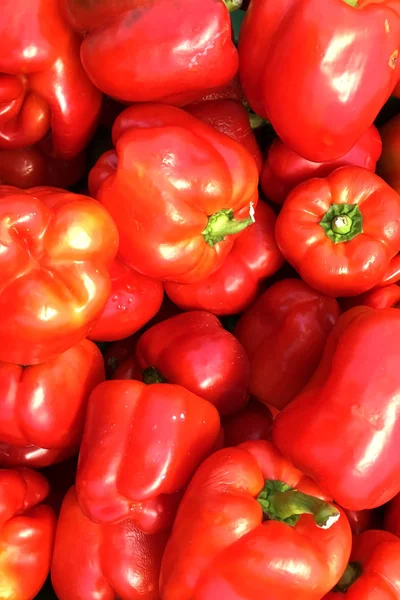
[319,203,363,244]
[222,0,243,12]
[257,481,340,528]
[203,208,255,247]
[334,563,362,593]
[248,112,267,129]
[142,366,167,385]
[343,0,358,6]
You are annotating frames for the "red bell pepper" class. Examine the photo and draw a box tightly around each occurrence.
[52,486,169,600]
[261,126,382,205]
[323,530,400,598]
[275,166,400,297]
[377,112,400,194]
[90,103,258,284]
[0,0,102,158]
[239,0,400,162]
[234,279,340,410]
[165,200,283,315]
[160,439,352,600]
[0,185,118,365]
[0,340,104,468]
[222,398,274,447]
[62,0,239,106]
[113,311,251,417]
[0,467,56,600]
[186,99,263,173]
[88,257,164,343]
[341,283,400,312]
[384,492,400,537]
[273,306,400,511]
[194,74,245,104]
[342,508,377,536]
[76,379,220,530]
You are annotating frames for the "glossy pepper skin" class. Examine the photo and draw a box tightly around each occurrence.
[261,126,382,205]
[165,200,283,315]
[76,380,220,530]
[186,99,263,173]
[274,306,400,511]
[234,279,340,410]
[377,112,400,194]
[0,0,102,158]
[160,439,352,600]
[62,0,238,105]
[341,283,400,311]
[0,467,56,600]
[90,103,258,284]
[114,311,251,417]
[323,530,400,598]
[239,0,400,162]
[52,486,169,600]
[0,340,104,469]
[275,167,400,297]
[222,398,274,446]
[88,257,164,343]
[384,492,400,537]
[342,508,377,536]
[0,185,118,365]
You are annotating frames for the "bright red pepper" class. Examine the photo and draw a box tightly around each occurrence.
[76,380,220,531]
[222,398,274,447]
[0,185,118,365]
[275,166,400,297]
[90,103,258,284]
[239,0,400,162]
[323,530,400,598]
[234,279,340,410]
[377,112,400,194]
[0,340,104,468]
[274,306,400,511]
[88,257,164,343]
[0,467,56,600]
[261,126,382,205]
[0,0,102,158]
[193,74,245,104]
[186,99,263,173]
[341,283,400,312]
[52,486,169,600]
[384,492,400,537]
[160,439,352,600]
[165,200,283,315]
[62,0,239,105]
[113,311,250,417]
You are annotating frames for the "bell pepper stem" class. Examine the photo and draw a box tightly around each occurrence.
[334,562,362,592]
[257,480,340,529]
[142,366,167,385]
[203,206,255,247]
[343,0,358,6]
[319,203,363,244]
[222,0,243,12]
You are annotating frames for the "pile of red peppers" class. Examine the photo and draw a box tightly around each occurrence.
[2,0,400,598]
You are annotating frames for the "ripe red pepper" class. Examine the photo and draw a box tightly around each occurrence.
[113,311,250,417]
[323,530,400,598]
[341,508,377,536]
[52,486,169,600]
[222,398,274,446]
[275,166,400,297]
[160,439,352,600]
[90,103,258,284]
[0,0,102,158]
[261,126,382,205]
[377,112,400,194]
[76,380,220,531]
[0,185,118,365]
[165,200,283,315]
[186,99,263,173]
[341,283,400,311]
[234,279,340,410]
[384,492,400,537]
[239,0,400,162]
[193,74,245,104]
[0,467,56,600]
[88,257,164,343]
[274,306,400,510]
[0,340,104,468]
[62,0,239,105]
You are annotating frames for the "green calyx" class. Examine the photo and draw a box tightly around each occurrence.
[333,562,362,593]
[142,366,167,385]
[343,0,358,6]
[319,203,363,244]
[203,208,255,248]
[257,480,340,529]
[222,0,243,12]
